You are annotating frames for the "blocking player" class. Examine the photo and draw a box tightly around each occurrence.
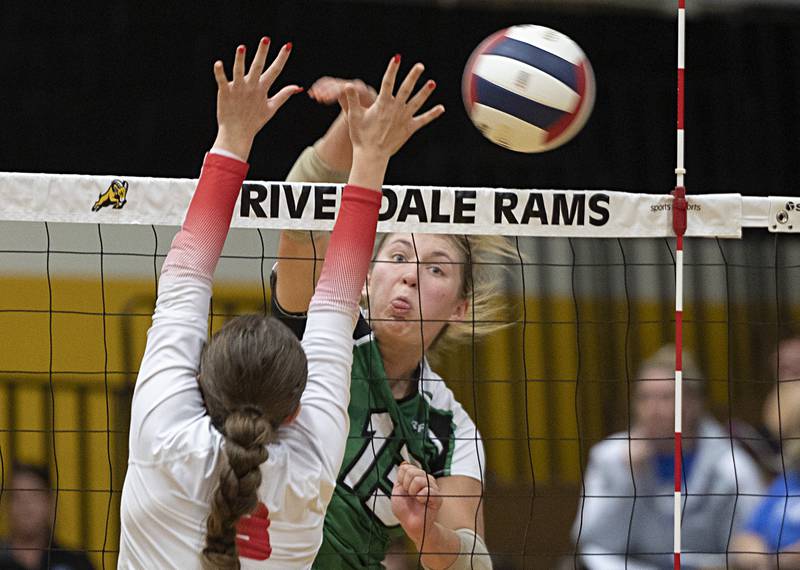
[118,39,444,568]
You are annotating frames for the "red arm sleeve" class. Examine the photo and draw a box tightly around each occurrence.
[161,153,249,283]
[310,185,382,313]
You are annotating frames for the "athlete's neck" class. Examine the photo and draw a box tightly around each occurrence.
[379,342,422,399]
[10,533,49,569]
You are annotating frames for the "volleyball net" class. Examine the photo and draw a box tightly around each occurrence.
[0,173,798,568]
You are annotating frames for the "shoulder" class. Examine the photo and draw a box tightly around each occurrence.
[697,418,764,487]
[698,417,757,466]
[587,432,630,464]
[419,362,464,414]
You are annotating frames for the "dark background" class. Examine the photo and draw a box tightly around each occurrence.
[2,1,800,195]
[2,2,800,567]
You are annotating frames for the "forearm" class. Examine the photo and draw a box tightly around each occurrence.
[276,142,347,311]
[312,111,354,174]
[311,184,381,314]
[415,522,461,570]
[161,151,248,282]
[282,142,349,243]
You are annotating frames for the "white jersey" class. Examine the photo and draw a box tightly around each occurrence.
[118,276,353,569]
[118,152,381,569]
[572,417,764,570]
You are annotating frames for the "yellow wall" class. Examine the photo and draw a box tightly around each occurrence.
[0,275,793,567]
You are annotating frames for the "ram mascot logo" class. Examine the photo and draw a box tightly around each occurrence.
[92,179,129,211]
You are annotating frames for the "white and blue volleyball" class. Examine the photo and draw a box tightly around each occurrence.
[463,25,595,153]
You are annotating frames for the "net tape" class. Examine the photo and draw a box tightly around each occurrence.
[2,172,797,236]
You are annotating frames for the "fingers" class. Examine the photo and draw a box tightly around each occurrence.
[396,463,434,491]
[248,37,271,79]
[310,77,378,108]
[396,463,439,506]
[343,83,362,117]
[337,88,349,114]
[233,45,246,81]
[411,104,445,134]
[407,473,433,497]
[261,42,293,89]
[213,60,228,89]
[378,54,402,100]
[269,84,304,114]
[406,79,437,116]
[308,76,339,104]
[395,62,425,103]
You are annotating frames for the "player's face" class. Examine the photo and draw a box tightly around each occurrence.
[634,365,703,443]
[775,338,800,382]
[368,234,468,350]
[633,373,674,441]
[9,472,52,539]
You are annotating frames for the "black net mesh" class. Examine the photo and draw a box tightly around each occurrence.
[0,220,798,568]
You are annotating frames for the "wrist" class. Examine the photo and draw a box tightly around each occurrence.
[213,128,254,162]
[415,523,460,569]
[348,149,389,191]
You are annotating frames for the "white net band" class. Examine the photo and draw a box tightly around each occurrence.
[2,172,797,237]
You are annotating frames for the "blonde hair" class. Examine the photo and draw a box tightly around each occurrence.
[636,343,704,396]
[371,233,520,356]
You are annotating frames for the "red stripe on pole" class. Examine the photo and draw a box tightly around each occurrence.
[675,553,681,566]
[679,0,685,8]
[672,187,687,237]
[675,326,683,371]
[674,431,683,491]
[677,69,685,129]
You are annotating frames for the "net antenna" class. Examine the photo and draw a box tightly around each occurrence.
[672,0,688,568]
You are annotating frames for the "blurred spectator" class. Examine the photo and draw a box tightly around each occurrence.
[572,344,764,569]
[732,337,800,569]
[0,463,94,570]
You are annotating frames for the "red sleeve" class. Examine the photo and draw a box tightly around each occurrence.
[161,153,249,283]
[311,185,382,313]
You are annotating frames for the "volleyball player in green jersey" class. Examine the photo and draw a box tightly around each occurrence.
[266,73,514,569]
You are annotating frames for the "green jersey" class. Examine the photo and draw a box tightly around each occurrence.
[272,290,485,569]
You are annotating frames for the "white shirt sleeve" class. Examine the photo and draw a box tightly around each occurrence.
[127,275,214,461]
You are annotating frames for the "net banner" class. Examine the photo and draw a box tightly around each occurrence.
[0,171,768,238]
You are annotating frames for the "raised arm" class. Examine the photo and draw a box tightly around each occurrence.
[276,78,377,314]
[129,38,300,456]
[296,53,444,481]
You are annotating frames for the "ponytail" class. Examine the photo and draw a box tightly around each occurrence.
[203,408,271,569]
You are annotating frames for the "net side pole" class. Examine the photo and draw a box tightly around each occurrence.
[672,1,687,569]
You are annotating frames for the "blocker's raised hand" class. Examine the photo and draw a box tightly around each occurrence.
[339,55,444,162]
[212,38,302,159]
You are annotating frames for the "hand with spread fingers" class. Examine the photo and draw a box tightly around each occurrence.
[212,37,303,160]
[391,462,443,546]
[338,55,444,190]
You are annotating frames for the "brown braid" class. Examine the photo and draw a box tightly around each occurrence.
[197,315,308,569]
[203,410,271,568]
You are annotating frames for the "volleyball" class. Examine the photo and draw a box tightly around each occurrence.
[462,25,595,153]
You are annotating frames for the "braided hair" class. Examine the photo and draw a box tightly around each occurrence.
[198,315,307,568]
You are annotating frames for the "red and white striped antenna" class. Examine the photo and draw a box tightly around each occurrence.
[672,0,688,569]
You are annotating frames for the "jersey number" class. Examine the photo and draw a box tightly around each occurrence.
[341,411,410,527]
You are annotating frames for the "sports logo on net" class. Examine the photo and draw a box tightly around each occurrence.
[92,179,129,211]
